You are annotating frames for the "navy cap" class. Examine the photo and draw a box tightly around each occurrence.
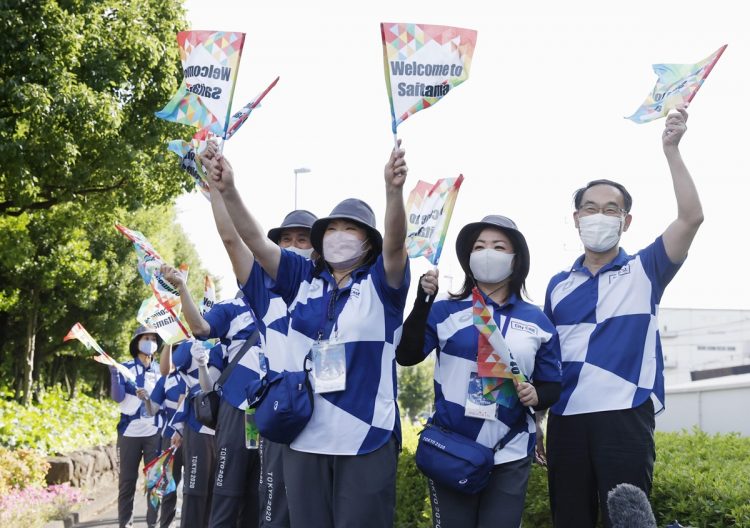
[267,210,317,244]
[455,215,529,277]
[129,325,163,358]
[310,198,383,258]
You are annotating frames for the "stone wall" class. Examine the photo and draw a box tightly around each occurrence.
[46,444,118,487]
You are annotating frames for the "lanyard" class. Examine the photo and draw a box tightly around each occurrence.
[317,283,348,342]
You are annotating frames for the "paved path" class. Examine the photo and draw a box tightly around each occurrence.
[71,473,182,528]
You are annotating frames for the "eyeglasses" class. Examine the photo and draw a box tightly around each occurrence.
[578,204,626,217]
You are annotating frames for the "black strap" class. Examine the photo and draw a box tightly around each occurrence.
[214,328,260,391]
[492,408,535,452]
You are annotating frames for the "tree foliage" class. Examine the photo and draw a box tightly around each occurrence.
[0,0,211,401]
[0,0,191,215]
[397,357,435,422]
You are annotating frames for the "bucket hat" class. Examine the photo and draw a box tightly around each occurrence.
[267,210,318,244]
[310,199,383,258]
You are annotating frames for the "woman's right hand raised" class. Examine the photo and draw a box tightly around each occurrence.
[204,152,235,194]
[420,269,439,296]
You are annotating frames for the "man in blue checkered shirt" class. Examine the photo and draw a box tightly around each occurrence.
[542,108,704,528]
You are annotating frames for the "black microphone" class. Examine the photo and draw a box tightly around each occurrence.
[607,483,657,528]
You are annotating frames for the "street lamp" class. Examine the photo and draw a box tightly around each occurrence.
[293,167,311,209]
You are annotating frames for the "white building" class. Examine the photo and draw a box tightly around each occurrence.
[657,308,750,436]
[659,307,750,385]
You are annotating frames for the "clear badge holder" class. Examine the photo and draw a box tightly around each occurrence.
[464,372,498,421]
[310,340,346,394]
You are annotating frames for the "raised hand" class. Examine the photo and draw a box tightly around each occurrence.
[384,140,408,192]
[160,264,187,289]
[204,152,236,193]
[663,108,688,151]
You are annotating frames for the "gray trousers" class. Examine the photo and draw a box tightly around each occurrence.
[258,437,289,527]
[208,400,260,528]
[282,436,398,528]
[428,455,533,528]
[180,426,216,528]
[117,433,161,528]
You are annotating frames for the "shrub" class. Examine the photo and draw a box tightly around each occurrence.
[0,385,118,454]
[395,420,431,528]
[0,483,84,527]
[0,446,49,494]
[397,424,750,527]
[651,429,750,527]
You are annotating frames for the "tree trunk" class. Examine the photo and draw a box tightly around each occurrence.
[21,288,40,406]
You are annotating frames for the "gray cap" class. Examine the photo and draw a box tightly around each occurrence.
[129,325,163,358]
[310,198,383,258]
[267,210,317,244]
[455,215,529,278]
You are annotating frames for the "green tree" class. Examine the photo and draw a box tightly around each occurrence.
[398,356,435,422]
[0,0,202,402]
[0,203,211,401]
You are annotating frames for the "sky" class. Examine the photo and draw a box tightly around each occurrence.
[175,0,750,310]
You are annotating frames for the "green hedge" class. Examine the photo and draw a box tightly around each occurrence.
[396,425,750,527]
[0,386,118,455]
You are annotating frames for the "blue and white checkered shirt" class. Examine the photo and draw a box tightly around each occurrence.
[544,237,681,416]
[270,251,410,455]
[425,292,561,464]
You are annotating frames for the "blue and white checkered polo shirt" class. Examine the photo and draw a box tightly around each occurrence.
[172,340,217,435]
[200,298,262,410]
[241,260,295,376]
[150,371,186,439]
[544,237,681,416]
[425,292,561,464]
[270,251,410,455]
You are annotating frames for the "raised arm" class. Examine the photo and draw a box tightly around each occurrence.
[660,108,704,263]
[161,264,210,338]
[209,184,254,285]
[382,142,409,288]
[203,145,281,279]
[159,344,172,377]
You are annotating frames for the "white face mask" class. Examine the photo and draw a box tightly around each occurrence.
[578,213,623,253]
[138,339,158,356]
[469,249,515,284]
[323,231,367,270]
[286,246,314,259]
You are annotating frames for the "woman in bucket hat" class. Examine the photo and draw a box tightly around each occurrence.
[395,215,562,528]
[204,143,410,528]
[109,325,163,528]
[161,191,318,527]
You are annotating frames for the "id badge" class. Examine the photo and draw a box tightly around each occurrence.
[310,340,346,394]
[464,372,498,421]
[245,408,259,449]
